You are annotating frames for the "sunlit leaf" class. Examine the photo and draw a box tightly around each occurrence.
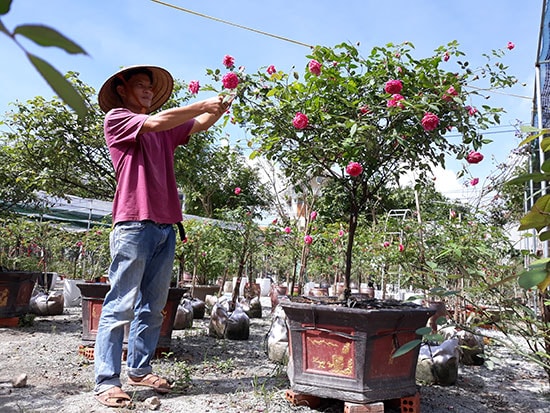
[518,195,550,231]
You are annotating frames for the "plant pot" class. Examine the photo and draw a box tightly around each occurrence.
[308,287,329,297]
[0,271,40,319]
[281,297,435,404]
[77,283,187,353]
[189,284,220,301]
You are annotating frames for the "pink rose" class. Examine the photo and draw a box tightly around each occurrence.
[442,86,458,101]
[310,211,317,221]
[223,54,235,68]
[507,41,515,50]
[470,177,479,186]
[284,226,291,234]
[272,218,278,225]
[387,94,405,108]
[466,106,478,116]
[443,51,450,62]
[234,187,241,195]
[304,235,313,245]
[345,161,363,177]
[466,151,484,164]
[383,241,390,248]
[398,244,404,252]
[359,105,370,114]
[222,72,239,89]
[267,65,276,74]
[292,112,309,129]
[421,112,439,131]
[450,210,457,219]
[384,79,403,94]
[188,80,200,94]
[338,230,345,237]
[308,59,321,76]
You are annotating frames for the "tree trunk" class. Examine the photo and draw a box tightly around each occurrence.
[344,208,359,292]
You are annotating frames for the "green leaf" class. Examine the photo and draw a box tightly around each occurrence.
[518,267,548,290]
[350,122,358,137]
[392,339,421,358]
[520,125,546,134]
[26,53,87,119]
[518,128,548,147]
[14,24,87,54]
[540,230,550,242]
[0,0,12,15]
[506,172,550,186]
[518,195,550,231]
[415,326,433,335]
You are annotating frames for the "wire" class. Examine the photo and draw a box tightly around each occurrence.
[464,85,531,100]
[150,0,314,49]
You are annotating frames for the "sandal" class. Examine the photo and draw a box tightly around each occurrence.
[127,373,171,394]
[95,386,132,408]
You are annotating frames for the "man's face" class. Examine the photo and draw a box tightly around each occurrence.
[118,73,154,112]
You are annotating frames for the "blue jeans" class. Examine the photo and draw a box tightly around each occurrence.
[94,221,176,394]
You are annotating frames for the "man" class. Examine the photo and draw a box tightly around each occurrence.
[94,65,231,407]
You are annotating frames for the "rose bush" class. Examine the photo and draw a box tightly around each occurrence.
[206,41,517,291]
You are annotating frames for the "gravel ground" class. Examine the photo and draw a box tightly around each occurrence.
[1,298,550,413]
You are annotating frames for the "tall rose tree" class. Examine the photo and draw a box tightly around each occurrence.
[218,41,518,293]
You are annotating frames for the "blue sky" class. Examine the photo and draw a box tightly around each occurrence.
[0,0,543,202]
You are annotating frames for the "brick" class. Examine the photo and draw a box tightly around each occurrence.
[344,401,384,413]
[400,392,421,413]
[386,392,421,413]
[285,389,321,408]
[0,317,19,327]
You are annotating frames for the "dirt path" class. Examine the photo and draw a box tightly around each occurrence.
[1,304,549,412]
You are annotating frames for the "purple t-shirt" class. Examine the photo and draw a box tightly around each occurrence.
[104,108,194,225]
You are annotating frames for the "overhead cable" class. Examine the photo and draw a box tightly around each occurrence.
[150,0,314,49]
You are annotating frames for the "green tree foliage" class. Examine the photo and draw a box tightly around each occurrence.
[0,73,112,208]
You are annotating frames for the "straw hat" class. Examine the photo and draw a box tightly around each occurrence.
[98,65,173,113]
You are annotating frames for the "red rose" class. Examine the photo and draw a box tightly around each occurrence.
[466,151,484,164]
[421,112,439,131]
[308,59,321,76]
[387,94,405,108]
[345,161,363,177]
[384,79,403,94]
[292,112,309,129]
[188,80,200,94]
[222,72,239,89]
[223,54,235,68]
